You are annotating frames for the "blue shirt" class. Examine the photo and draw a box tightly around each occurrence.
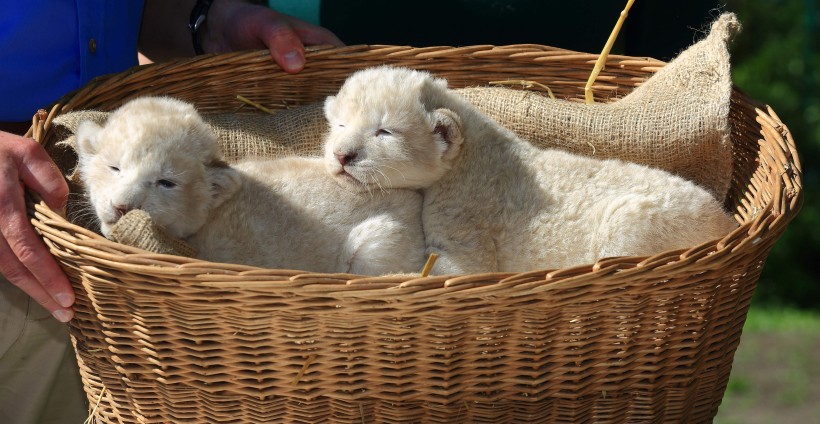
[0,0,144,121]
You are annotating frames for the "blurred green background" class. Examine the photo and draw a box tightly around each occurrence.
[727,0,819,310]
[713,1,819,422]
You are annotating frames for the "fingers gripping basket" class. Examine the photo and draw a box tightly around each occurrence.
[28,42,801,423]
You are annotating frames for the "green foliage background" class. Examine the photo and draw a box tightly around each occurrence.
[726,0,819,309]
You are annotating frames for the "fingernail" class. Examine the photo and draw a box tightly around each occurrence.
[55,292,74,308]
[283,51,303,72]
[52,309,74,323]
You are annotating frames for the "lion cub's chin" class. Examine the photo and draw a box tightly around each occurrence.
[325,162,386,192]
[323,168,365,192]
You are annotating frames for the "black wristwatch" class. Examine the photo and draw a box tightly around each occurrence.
[188,0,215,55]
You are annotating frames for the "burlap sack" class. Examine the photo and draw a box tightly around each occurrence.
[109,210,197,258]
[53,13,739,256]
[461,13,738,201]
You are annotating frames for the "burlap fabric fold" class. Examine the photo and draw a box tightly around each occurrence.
[108,210,197,258]
[53,13,739,256]
[460,13,739,201]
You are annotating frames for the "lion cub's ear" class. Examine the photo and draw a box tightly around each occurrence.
[323,95,337,120]
[432,108,464,162]
[76,120,103,156]
[206,159,241,208]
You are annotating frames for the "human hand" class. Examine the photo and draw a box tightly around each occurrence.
[204,0,344,73]
[0,131,73,322]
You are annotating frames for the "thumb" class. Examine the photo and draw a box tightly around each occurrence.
[264,27,307,73]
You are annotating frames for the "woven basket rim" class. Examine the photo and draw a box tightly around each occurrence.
[33,44,670,124]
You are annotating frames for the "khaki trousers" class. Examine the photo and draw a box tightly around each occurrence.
[0,278,87,423]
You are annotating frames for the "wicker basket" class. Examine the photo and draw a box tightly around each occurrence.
[27,45,802,424]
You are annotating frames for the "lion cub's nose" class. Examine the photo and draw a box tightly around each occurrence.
[335,152,357,166]
[113,203,133,219]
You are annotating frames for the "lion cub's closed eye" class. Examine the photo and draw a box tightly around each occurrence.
[75,96,426,275]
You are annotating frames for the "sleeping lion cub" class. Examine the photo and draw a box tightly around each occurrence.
[323,66,738,274]
[75,96,425,274]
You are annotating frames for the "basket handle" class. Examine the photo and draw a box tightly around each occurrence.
[26,105,60,144]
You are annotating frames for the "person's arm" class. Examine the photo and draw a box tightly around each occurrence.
[0,131,73,322]
[139,0,344,73]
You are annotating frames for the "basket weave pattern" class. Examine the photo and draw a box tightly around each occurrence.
[28,45,802,423]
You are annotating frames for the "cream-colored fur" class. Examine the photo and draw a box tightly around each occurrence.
[323,66,739,274]
[76,96,425,274]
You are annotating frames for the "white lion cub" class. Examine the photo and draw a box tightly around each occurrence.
[75,96,425,274]
[323,66,738,274]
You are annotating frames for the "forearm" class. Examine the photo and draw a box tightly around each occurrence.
[139,0,280,62]
[139,0,343,72]
[138,0,198,62]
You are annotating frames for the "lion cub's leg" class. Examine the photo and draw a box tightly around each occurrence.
[423,224,498,275]
[343,213,426,275]
[592,190,735,259]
